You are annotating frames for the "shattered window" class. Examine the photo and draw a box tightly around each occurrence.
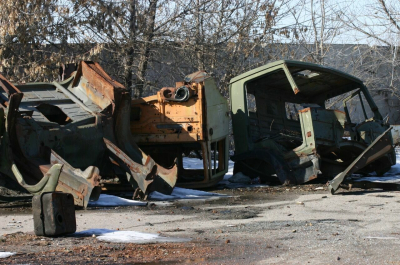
[285,102,304,120]
[247,92,257,113]
[325,94,347,111]
[293,69,320,79]
[285,103,323,120]
[346,92,374,122]
[326,90,374,123]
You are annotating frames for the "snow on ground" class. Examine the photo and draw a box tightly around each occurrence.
[74,229,190,244]
[181,157,235,180]
[88,194,147,207]
[147,157,232,200]
[220,159,270,188]
[91,150,400,206]
[182,150,400,185]
[181,157,210,170]
[182,157,269,188]
[89,194,172,207]
[148,187,227,201]
[90,157,263,204]
[0,252,16,259]
[352,152,400,183]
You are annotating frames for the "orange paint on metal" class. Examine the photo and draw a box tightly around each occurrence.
[129,73,228,189]
[308,175,317,181]
[299,107,311,113]
[130,83,204,143]
[0,74,22,95]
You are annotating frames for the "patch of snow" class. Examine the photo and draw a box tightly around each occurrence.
[228,172,251,183]
[218,175,269,189]
[144,157,232,200]
[221,159,269,188]
[353,176,400,183]
[75,229,190,243]
[171,187,223,197]
[182,157,207,169]
[88,194,147,207]
[224,160,235,180]
[352,152,400,183]
[183,157,268,189]
[149,187,226,201]
[182,157,235,180]
[96,157,254,203]
[0,252,15,259]
[147,192,176,201]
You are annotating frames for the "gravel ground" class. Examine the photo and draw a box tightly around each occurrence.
[1,184,400,264]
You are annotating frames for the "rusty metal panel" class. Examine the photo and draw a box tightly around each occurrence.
[130,71,230,188]
[0,61,178,205]
[104,138,177,196]
[72,61,125,110]
[131,83,204,143]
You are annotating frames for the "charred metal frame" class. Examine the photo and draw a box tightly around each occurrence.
[0,61,177,206]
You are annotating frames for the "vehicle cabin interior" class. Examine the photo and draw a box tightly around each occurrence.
[245,65,369,152]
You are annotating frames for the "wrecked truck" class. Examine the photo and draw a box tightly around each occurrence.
[229,60,396,193]
[130,71,230,188]
[0,61,177,207]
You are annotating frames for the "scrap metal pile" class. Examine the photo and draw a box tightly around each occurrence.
[0,61,177,207]
[1,59,400,210]
[0,61,231,208]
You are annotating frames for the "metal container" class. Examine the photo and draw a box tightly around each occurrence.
[32,192,76,236]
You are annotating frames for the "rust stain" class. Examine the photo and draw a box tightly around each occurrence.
[299,107,311,113]
[0,61,179,207]
[129,72,228,188]
[308,175,317,181]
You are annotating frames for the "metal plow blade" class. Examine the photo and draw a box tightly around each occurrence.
[104,138,177,198]
[328,127,394,194]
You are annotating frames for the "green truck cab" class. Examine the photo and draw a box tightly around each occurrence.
[230,60,396,189]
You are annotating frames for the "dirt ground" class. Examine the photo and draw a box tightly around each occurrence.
[2,184,400,264]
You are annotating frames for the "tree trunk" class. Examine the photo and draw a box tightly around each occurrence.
[124,0,136,96]
[136,0,158,98]
[195,0,204,71]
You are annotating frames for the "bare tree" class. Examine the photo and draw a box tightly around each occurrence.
[286,0,344,64]
[0,0,77,81]
[339,0,400,93]
[170,0,298,95]
[0,0,326,98]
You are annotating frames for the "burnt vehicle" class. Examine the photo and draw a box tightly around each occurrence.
[229,60,396,193]
[130,72,230,188]
[0,61,177,207]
